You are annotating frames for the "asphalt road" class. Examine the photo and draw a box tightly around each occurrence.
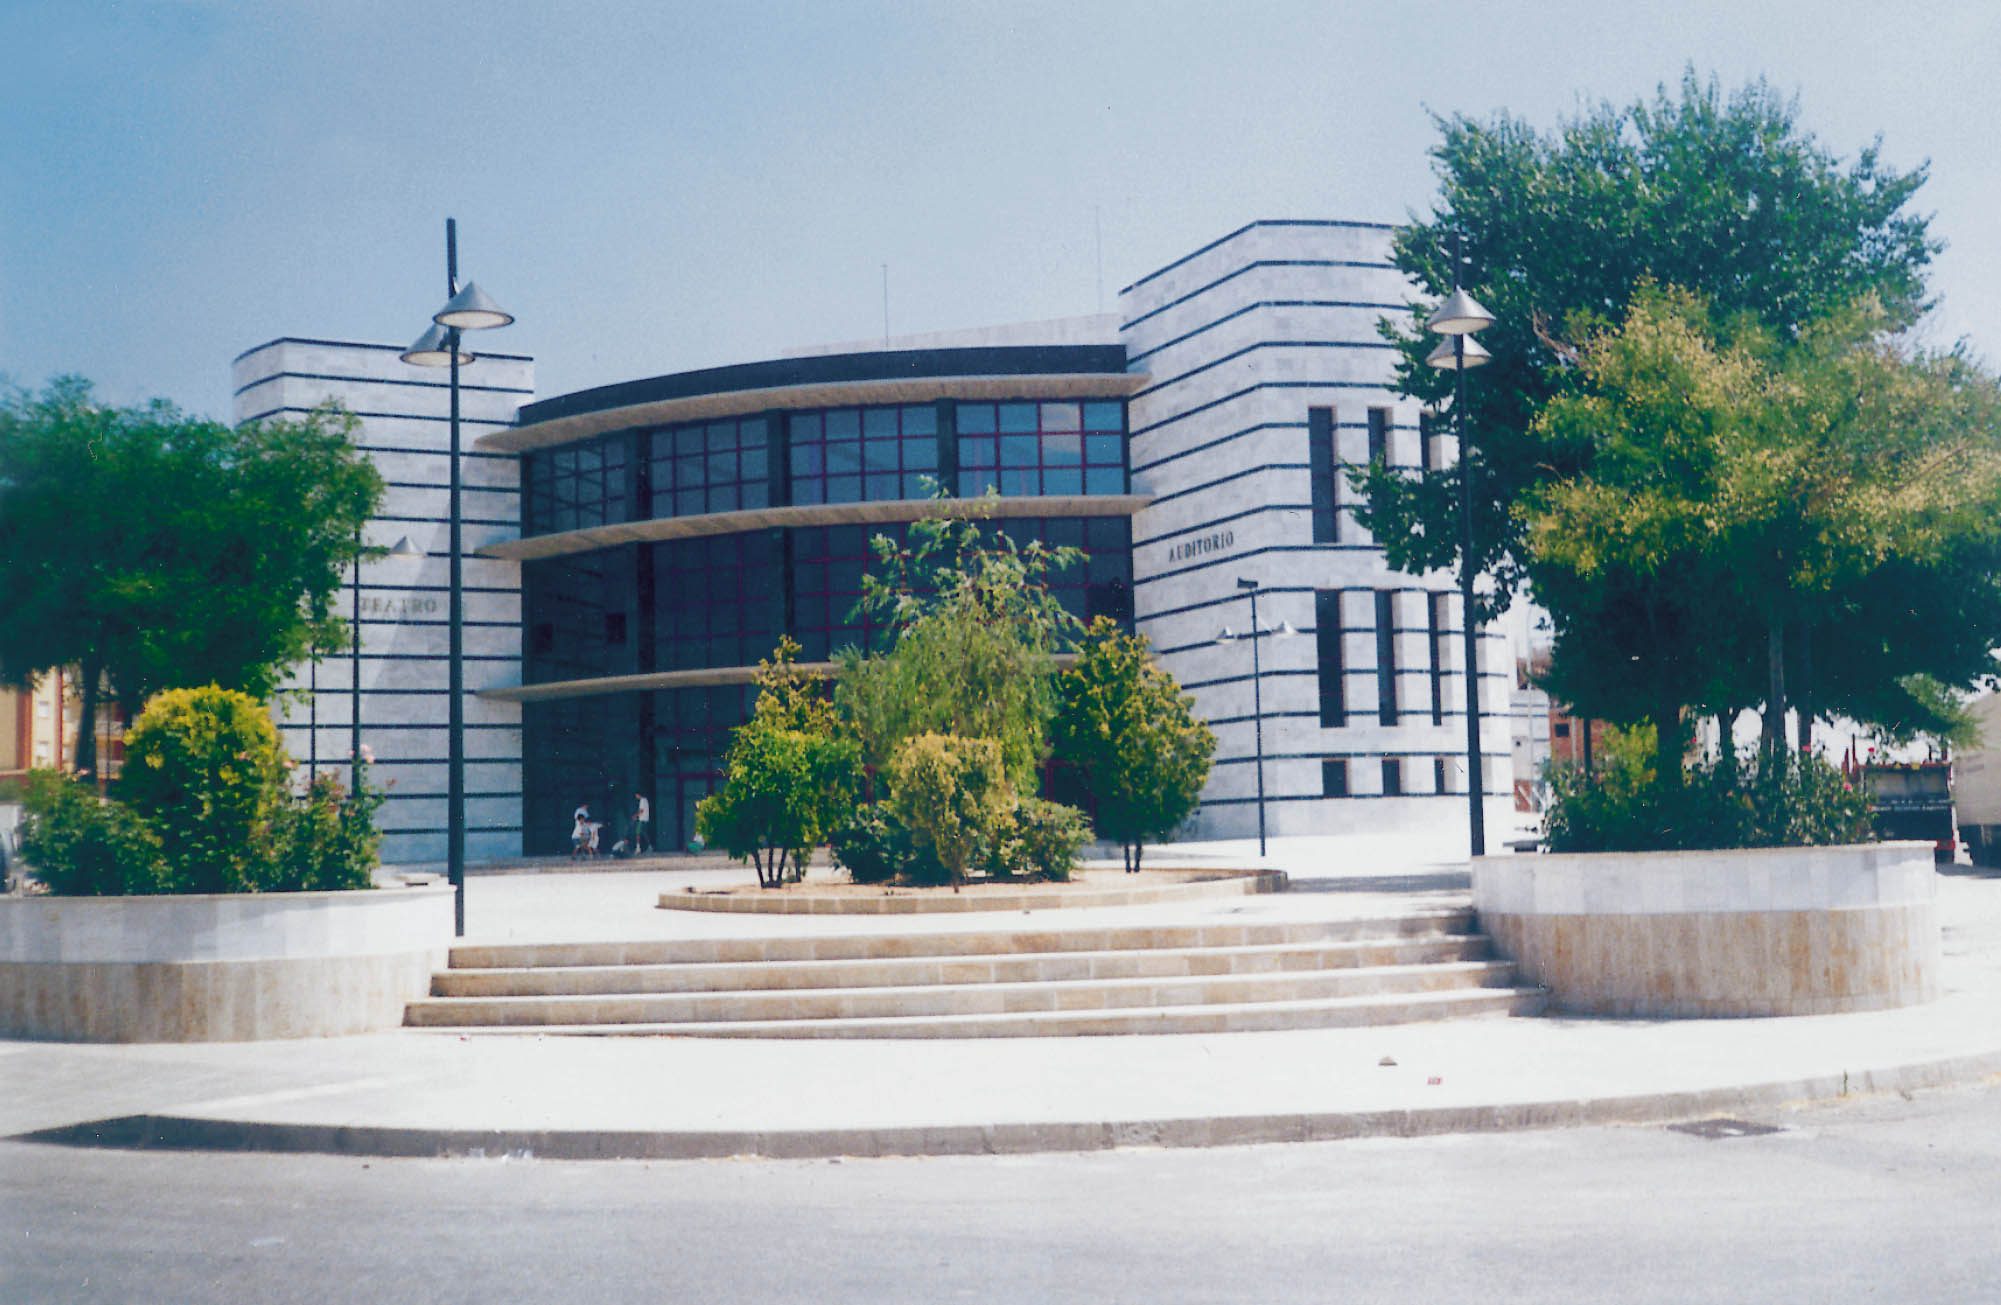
[6,1080,2001,1304]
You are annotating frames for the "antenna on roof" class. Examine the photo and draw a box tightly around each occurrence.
[881,263,890,346]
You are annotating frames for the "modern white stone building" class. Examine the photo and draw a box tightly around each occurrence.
[231,338,534,865]
[236,218,1514,864]
[1123,221,1514,845]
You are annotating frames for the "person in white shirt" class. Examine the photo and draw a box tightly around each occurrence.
[632,793,651,855]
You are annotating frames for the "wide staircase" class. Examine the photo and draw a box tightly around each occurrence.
[406,907,1546,1038]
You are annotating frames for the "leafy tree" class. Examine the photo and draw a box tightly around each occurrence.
[1358,71,1938,619]
[0,380,383,772]
[697,641,862,888]
[1052,618,1215,872]
[887,732,1014,892]
[838,501,1082,791]
[1524,288,2001,778]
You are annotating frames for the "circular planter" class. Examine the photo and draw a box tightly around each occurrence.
[1472,842,1938,1017]
[0,885,453,1042]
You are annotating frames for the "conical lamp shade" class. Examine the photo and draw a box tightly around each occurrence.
[1426,287,1495,336]
[401,323,471,368]
[434,281,514,330]
[1426,334,1491,372]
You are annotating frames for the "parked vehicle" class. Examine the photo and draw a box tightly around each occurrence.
[1862,762,1957,864]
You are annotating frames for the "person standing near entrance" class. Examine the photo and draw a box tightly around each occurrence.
[571,803,593,861]
[632,792,651,855]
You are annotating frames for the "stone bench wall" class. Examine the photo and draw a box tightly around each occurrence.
[0,886,453,1041]
[1471,843,1938,1017]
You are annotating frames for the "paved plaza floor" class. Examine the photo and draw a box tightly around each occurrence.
[5,843,2000,1159]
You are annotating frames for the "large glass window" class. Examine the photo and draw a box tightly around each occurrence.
[650,532,785,671]
[1315,590,1346,726]
[1308,406,1338,543]
[523,551,634,684]
[524,436,631,535]
[786,515,1132,660]
[790,405,938,505]
[986,515,1132,626]
[1375,590,1399,725]
[957,401,1125,498]
[649,415,770,519]
[787,522,910,660]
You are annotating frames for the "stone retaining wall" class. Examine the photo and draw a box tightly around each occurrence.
[1471,843,1938,1017]
[660,869,1286,915]
[0,886,453,1041]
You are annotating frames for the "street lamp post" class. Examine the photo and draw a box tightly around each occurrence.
[1424,236,1496,859]
[1216,578,1296,859]
[401,217,513,937]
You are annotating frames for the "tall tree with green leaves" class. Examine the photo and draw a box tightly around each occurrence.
[0,379,383,771]
[837,502,1082,791]
[1357,71,1939,618]
[1052,618,1215,872]
[1525,288,2001,776]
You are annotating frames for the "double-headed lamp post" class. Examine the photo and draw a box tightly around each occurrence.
[401,217,514,937]
[1424,241,1496,859]
[1216,577,1296,859]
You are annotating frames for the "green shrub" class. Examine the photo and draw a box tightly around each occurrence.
[266,758,385,892]
[1740,750,1874,847]
[1544,743,1871,854]
[16,769,169,895]
[887,733,1014,889]
[986,797,1091,882]
[828,804,947,886]
[19,686,387,896]
[118,686,289,893]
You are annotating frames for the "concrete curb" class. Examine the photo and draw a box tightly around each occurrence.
[19,1048,2001,1162]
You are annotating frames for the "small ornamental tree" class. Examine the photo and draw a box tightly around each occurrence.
[839,501,1082,792]
[1053,618,1215,873]
[887,732,1014,892]
[697,640,862,888]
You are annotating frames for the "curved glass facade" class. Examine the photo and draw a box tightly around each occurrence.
[789,405,938,504]
[520,397,1128,538]
[517,391,1136,854]
[956,399,1125,497]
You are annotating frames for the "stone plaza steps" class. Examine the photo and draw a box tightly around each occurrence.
[445,909,1481,971]
[407,908,1546,1038]
[441,988,1547,1040]
[407,959,1523,1028]
[430,935,1496,998]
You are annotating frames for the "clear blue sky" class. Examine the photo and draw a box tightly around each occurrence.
[4,0,1997,417]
